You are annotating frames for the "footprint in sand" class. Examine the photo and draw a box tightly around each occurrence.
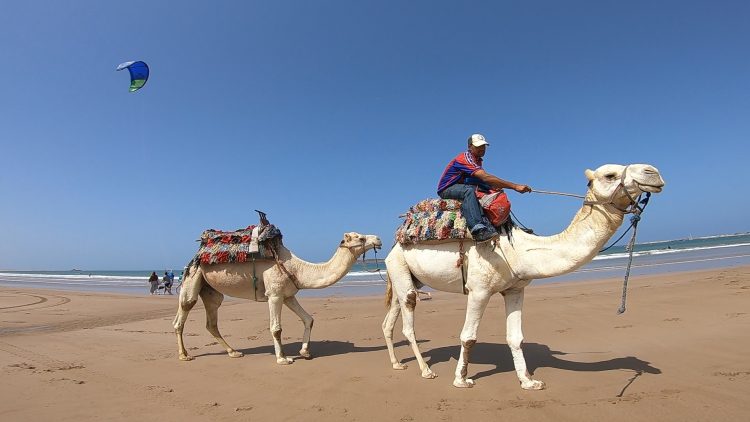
[663,318,681,322]
[726,312,747,318]
[712,371,750,381]
[51,377,85,385]
[146,385,174,393]
[8,362,36,370]
[614,325,633,329]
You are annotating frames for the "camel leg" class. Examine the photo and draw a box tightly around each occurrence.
[268,295,293,365]
[503,288,545,390]
[283,296,314,359]
[173,267,203,361]
[382,293,406,370]
[452,289,492,388]
[199,285,243,358]
[400,289,436,379]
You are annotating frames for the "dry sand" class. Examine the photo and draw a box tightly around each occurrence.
[1,266,749,421]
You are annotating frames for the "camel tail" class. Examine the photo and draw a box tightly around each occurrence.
[385,270,393,308]
[183,256,200,278]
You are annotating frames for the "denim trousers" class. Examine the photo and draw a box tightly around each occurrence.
[438,184,485,232]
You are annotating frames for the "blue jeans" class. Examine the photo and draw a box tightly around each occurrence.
[438,184,486,232]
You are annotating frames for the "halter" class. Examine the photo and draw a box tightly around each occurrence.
[530,165,655,314]
[582,165,645,215]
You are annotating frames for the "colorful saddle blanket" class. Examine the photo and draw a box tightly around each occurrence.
[196,224,282,264]
[395,199,471,245]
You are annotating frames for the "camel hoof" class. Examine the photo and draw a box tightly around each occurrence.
[178,355,194,361]
[392,362,408,370]
[421,368,437,379]
[277,357,294,365]
[453,378,475,388]
[228,350,244,358]
[299,349,311,359]
[521,379,546,390]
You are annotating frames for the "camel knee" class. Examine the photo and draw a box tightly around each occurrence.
[303,316,314,330]
[181,298,197,312]
[272,328,282,342]
[507,333,524,350]
[405,289,417,311]
[401,328,417,343]
[382,321,393,338]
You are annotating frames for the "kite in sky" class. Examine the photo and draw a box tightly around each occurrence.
[116,61,149,92]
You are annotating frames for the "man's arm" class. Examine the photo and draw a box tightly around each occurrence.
[473,169,532,193]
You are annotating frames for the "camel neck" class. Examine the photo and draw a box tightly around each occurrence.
[286,246,359,289]
[503,201,624,280]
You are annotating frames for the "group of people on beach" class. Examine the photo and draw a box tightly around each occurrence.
[148,270,176,295]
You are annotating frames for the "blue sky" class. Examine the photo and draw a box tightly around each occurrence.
[1,0,748,270]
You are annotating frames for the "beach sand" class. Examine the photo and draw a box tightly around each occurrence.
[1,266,748,421]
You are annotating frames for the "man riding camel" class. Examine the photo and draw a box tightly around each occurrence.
[437,133,532,242]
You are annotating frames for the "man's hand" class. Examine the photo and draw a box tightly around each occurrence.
[514,184,532,193]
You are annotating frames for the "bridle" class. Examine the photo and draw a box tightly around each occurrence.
[582,165,647,215]
[531,165,657,314]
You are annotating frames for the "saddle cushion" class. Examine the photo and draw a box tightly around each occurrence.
[197,225,282,264]
[395,199,470,245]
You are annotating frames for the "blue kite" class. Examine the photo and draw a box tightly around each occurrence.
[116,61,149,92]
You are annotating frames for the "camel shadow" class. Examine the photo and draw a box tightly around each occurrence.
[407,342,661,381]
[197,339,424,360]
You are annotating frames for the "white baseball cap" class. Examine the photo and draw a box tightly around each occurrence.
[469,133,489,147]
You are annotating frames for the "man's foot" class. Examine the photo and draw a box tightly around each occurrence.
[472,226,498,242]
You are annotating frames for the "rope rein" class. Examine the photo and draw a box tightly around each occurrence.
[526,168,653,314]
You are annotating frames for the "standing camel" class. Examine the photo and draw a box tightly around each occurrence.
[175,232,381,364]
[383,164,665,388]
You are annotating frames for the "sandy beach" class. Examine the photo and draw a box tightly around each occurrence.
[1,266,748,421]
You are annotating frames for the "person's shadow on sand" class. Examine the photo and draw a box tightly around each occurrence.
[412,342,661,381]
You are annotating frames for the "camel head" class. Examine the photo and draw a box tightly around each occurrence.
[584,164,665,212]
[339,232,383,256]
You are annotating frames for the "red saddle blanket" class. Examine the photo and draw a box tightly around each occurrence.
[196,225,281,264]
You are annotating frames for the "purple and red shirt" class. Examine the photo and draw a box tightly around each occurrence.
[437,151,484,193]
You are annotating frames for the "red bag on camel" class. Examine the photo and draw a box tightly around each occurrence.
[476,189,511,227]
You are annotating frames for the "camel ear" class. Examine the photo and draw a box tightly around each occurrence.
[585,169,595,181]
[344,233,352,242]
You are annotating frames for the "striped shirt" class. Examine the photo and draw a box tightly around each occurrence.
[437,151,486,193]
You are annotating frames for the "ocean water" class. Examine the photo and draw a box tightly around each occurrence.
[1,233,749,297]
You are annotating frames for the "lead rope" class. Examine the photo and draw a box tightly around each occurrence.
[525,185,654,314]
[616,192,651,314]
[367,245,389,284]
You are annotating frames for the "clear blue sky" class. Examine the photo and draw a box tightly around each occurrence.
[1,1,748,270]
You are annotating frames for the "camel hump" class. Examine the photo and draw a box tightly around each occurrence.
[395,199,471,245]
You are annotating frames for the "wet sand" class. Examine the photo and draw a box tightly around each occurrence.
[1,266,749,421]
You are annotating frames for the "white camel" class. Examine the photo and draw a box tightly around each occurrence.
[383,164,665,388]
[174,232,382,363]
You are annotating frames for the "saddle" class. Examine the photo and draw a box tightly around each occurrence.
[195,211,283,264]
[395,196,514,245]
[395,199,471,245]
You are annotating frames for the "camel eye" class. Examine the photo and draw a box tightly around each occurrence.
[605,173,617,180]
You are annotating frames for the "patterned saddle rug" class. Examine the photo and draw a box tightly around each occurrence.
[195,224,283,264]
[395,199,471,245]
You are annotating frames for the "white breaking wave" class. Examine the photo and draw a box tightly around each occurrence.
[594,242,750,261]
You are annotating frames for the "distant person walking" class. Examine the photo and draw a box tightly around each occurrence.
[148,272,159,295]
[165,270,175,295]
